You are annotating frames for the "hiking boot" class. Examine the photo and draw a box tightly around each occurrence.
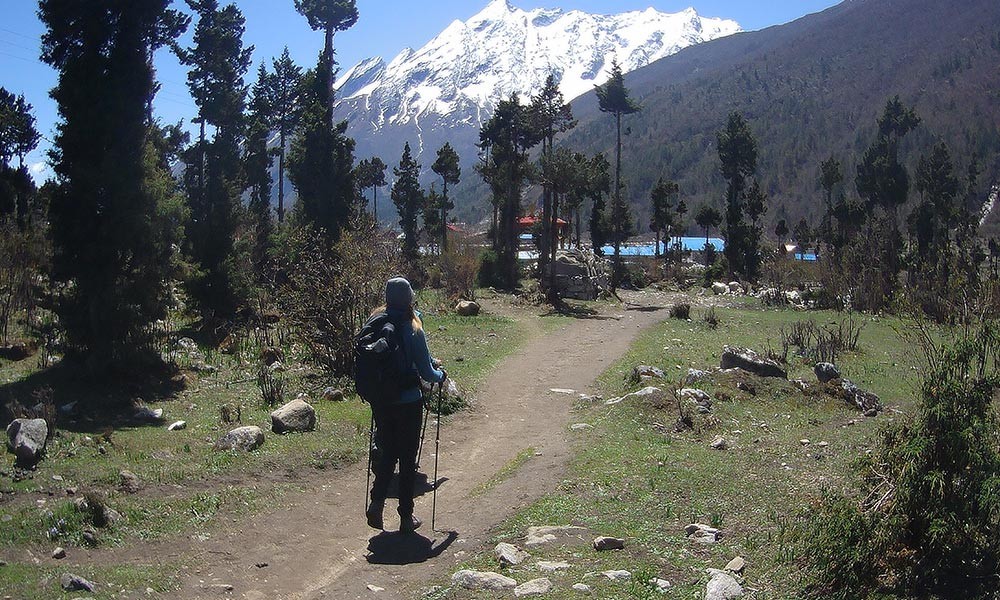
[398,513,422,533]
[366,501,384,530]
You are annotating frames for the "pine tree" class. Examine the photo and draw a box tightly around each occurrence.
[246,64,274,276]
[392,142,423,262]
[267,48,303,223]
[588,153,612,256]
[530,74,576,273]
[293,0,358,126]
[695,204,723,265]
[0,88,40,228]
[595,59,640,293]
[649,178,679,259]
[354,156,387,222]
[717,112,764,280]
[177,0,253,318]
[431,143,461,252]
[423,185,443,255]
[39,0,189,370]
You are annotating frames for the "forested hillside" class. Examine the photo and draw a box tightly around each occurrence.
[560,0,1000,234]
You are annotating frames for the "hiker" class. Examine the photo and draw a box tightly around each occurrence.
[365,277,446,533]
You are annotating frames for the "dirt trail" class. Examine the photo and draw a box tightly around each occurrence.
[167,291,670,599]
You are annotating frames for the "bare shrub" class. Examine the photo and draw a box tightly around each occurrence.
[669,302,691,320]
[0,222,49,344]
[778,317,864,365]
[703,305,720,329]
[256,364,284,408]
[276,221,402,376]
[436,240,480,302]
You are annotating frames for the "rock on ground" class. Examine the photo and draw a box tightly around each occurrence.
[515,578,553,597]
[270,399,316,434]
[686,523,721,543]
[629,365,665,384]
[725,556,746,574]
[451,570,517,590]
[712,282,729,295]
[684,368,710,386]
[602,570,632,581]
[572,583,592,593]
[167,420,187,431]
[214,426,265,451]
[455,300,481,316]
[710,437,728,450]
[537,561,571,572]
[60,573,95,592]
[814,362,841,383]
[321,387,344,402]
[119,470,141,494]
[839,379,882,413]
[6,418,48,467]
[495,542,530,566]
[592,536,625,551]
[720,346,788,379]
[605,387,664,406]
[525,525,587,546]
[705,568,743,599]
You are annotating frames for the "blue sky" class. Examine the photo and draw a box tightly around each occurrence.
[1,0,841,179]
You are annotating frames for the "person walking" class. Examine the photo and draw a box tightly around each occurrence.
[366,277,446,533]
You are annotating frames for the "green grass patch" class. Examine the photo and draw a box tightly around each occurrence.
[0,561,180,599]
[470,447,536,497]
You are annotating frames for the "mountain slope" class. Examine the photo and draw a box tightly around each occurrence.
[560,0,1000,234]
[332,0,739,220]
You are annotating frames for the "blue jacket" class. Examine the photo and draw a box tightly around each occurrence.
[387,308,445,404]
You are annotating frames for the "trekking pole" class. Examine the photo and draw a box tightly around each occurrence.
[365,411,374,510]
[416,391,430,467]
[432,380,444,530]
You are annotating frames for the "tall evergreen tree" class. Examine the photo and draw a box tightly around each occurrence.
[431,143,461,252]
[717,111,764,280]
[354,156,387,222]
[266,48,302,223]
[39,0,189,369]
[246,64,274,276]
[0,88,41,228]
[910,142,960,278]
[293,0,358,126]
[423,184,443,255]
[392,142,423,262]
[177,0,253,318]
[587,153,612,255]
[649,178,679,259]
[530,74,576,273]
[595,59,640,293]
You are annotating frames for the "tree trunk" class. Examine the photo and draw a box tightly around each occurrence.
[441,180,449,253]
[611,113,622,294]
[325,26,335,128]
[278,135,286,223]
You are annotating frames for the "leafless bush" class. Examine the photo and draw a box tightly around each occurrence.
[276,221,403,376]
[670,302,691,320]
[0,222,49,345]
[703,305,720,329]
[256,364,284,408]
[436,240,480,302]
[778,317,864,365]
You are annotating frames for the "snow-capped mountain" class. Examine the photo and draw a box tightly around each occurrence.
[334,0,740,179]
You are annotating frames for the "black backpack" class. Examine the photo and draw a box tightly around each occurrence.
[353,312,417,406]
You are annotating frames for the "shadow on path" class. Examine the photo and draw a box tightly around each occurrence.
[366,530,459,565]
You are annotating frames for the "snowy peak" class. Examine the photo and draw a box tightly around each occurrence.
[334,1,739,170]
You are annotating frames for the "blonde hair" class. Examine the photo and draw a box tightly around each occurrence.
[371,305,422,331]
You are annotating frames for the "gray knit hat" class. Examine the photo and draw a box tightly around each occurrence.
[385,277,415,310]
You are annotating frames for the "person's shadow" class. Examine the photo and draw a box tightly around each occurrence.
[366,529,458,565]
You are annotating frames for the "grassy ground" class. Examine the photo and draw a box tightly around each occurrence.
[0,299,530,599]
[437,301,923,599]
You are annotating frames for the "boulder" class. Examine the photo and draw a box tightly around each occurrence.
[270,399,316,434]
[629,365,665,384]
[455,300,481,317]
[451,570,517,591]
[592,536,625,551]
[515,578,553,597]
[321,387,345,402]
[840,379,882,413]
[683,369,710,386]
[60,573,96,592]
[711,282,729,295]
[728,281,744,294]
[132,406,163,423]
[814,362,841,383]
[710,437,728,450]
[6,418,48,467]
[720,346,787,379]
[0,341,35,361]
[602,570,632,581]
[214,426,265,451]
[495,542,530,566]
[725,556,746,574]
[705,568,743,599]
[679,388,711,404]
[119,470,141,494]
[572,583,592,593]
[685,523,721,544]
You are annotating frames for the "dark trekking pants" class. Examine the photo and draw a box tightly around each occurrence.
[370,400,423,517]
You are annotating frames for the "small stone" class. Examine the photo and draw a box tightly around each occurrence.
[214,426,265,451]
[321,387,345,402]
[514,578,552,597]
[572,583,591,593]
[570,423,593,431]
[710,437,728,450]
[60,573,95,592]
[537,561,571,572]
[800,439,811,446]
[495,542,530,566]
[525,525,587,546]
[592,536,625,551]
[270,399,317,434]
[203,584,234,592]
[82,529,98,545]
[814,362,841,383]
[132,406,163,422]
[685,523,721,544]
[167,421,187,431]
[451,570,517,590]
[366,584,385,592]
[817,441,829,448]
[724,556,746,574]
[864,408,878,417]
[52,547,66,559]
[455,300,481,316]
[650,577,671,591]
[52,475,63,482]
[705,568,743,599]
[119,470,141,493]
[602,570,631,581]
[549,388,575,395]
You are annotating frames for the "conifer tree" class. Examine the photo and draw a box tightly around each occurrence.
[0,88,40,228]
[39,0,188,369]
[354,157,387,221]
[431,143,461,252]
[595,59,640,293]
[695,204,723,265]
[177,0,253,318]
[717,111,764,280]
[267,48,303,223]
[246,64,274,276]
[531,74,576,273]
[423,185,443,255]
[588,153,612,256]
[392,142,423,262]
[649,178,679,259]
[293,0,358,125]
